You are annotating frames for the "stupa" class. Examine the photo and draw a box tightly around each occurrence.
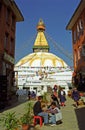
[14,19,72,96]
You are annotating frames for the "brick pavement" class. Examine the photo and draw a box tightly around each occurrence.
[0,95,85,130]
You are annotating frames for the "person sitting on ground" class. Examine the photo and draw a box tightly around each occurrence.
[33,96,49,125]
[51,94,60,109]
[47,102,62,126]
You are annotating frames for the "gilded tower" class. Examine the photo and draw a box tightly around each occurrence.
[33,19,49,52]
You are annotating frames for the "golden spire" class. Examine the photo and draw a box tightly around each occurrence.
[33,19,49,52]
[37,19,45,31]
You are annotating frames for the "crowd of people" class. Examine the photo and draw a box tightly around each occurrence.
[32,84,85,127]
[33,95,63,126]
[33,84,67,126]
[16,84,84,127]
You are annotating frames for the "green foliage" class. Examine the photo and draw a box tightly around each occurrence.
[0,112,19,130]
[42,92,48,102]
[20,101,33,125]
[20,113,30,124]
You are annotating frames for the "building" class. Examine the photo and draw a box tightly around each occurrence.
[0,0,24,107]
[15,19,72,96]
[66,0,85,90]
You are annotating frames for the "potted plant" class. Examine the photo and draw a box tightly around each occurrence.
[20,113,30,130]
[20,101,34,130]
[0,112,19,130]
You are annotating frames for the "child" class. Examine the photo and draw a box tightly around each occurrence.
[47,102,59,126]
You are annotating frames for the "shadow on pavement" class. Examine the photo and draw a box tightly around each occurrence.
[0,97,28,113]
[75,107,85,130]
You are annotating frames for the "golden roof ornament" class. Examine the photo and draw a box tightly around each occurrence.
[37,19,45,31]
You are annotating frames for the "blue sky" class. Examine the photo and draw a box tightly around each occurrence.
[14,0,80,66]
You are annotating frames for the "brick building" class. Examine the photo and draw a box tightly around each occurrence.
[66,0,85,90]
[0,0,24,107]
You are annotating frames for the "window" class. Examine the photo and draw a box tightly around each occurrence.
[79,19,83,30]
[77,24,80,39]
[78,46,81,60]
[6,8,10,24]
[10,38,14,53]
[12,15,15,28]
[0,2,2,19]
[3,62,6,75]
[79,19,84,35]
[74,50,78,67]
[4,33,9,49]
[0,2,2,11]
[82,44,85,56]
[76,19,84,40]
[73,30,76,43]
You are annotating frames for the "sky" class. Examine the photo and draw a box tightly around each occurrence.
[14,0,80,67]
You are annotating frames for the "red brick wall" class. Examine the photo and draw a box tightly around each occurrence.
[0,2,16,72]
[72,8,85,73]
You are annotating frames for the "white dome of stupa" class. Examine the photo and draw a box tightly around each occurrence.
[15,52,67,67]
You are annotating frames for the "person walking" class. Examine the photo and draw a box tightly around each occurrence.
[58,87,66,106]
[53,85,58,92]
[72,87,80,108]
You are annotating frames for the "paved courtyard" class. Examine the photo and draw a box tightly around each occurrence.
[35,96,85,130]
[0,95,85,130]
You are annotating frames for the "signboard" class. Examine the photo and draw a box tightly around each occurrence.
[4,52,14,64]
